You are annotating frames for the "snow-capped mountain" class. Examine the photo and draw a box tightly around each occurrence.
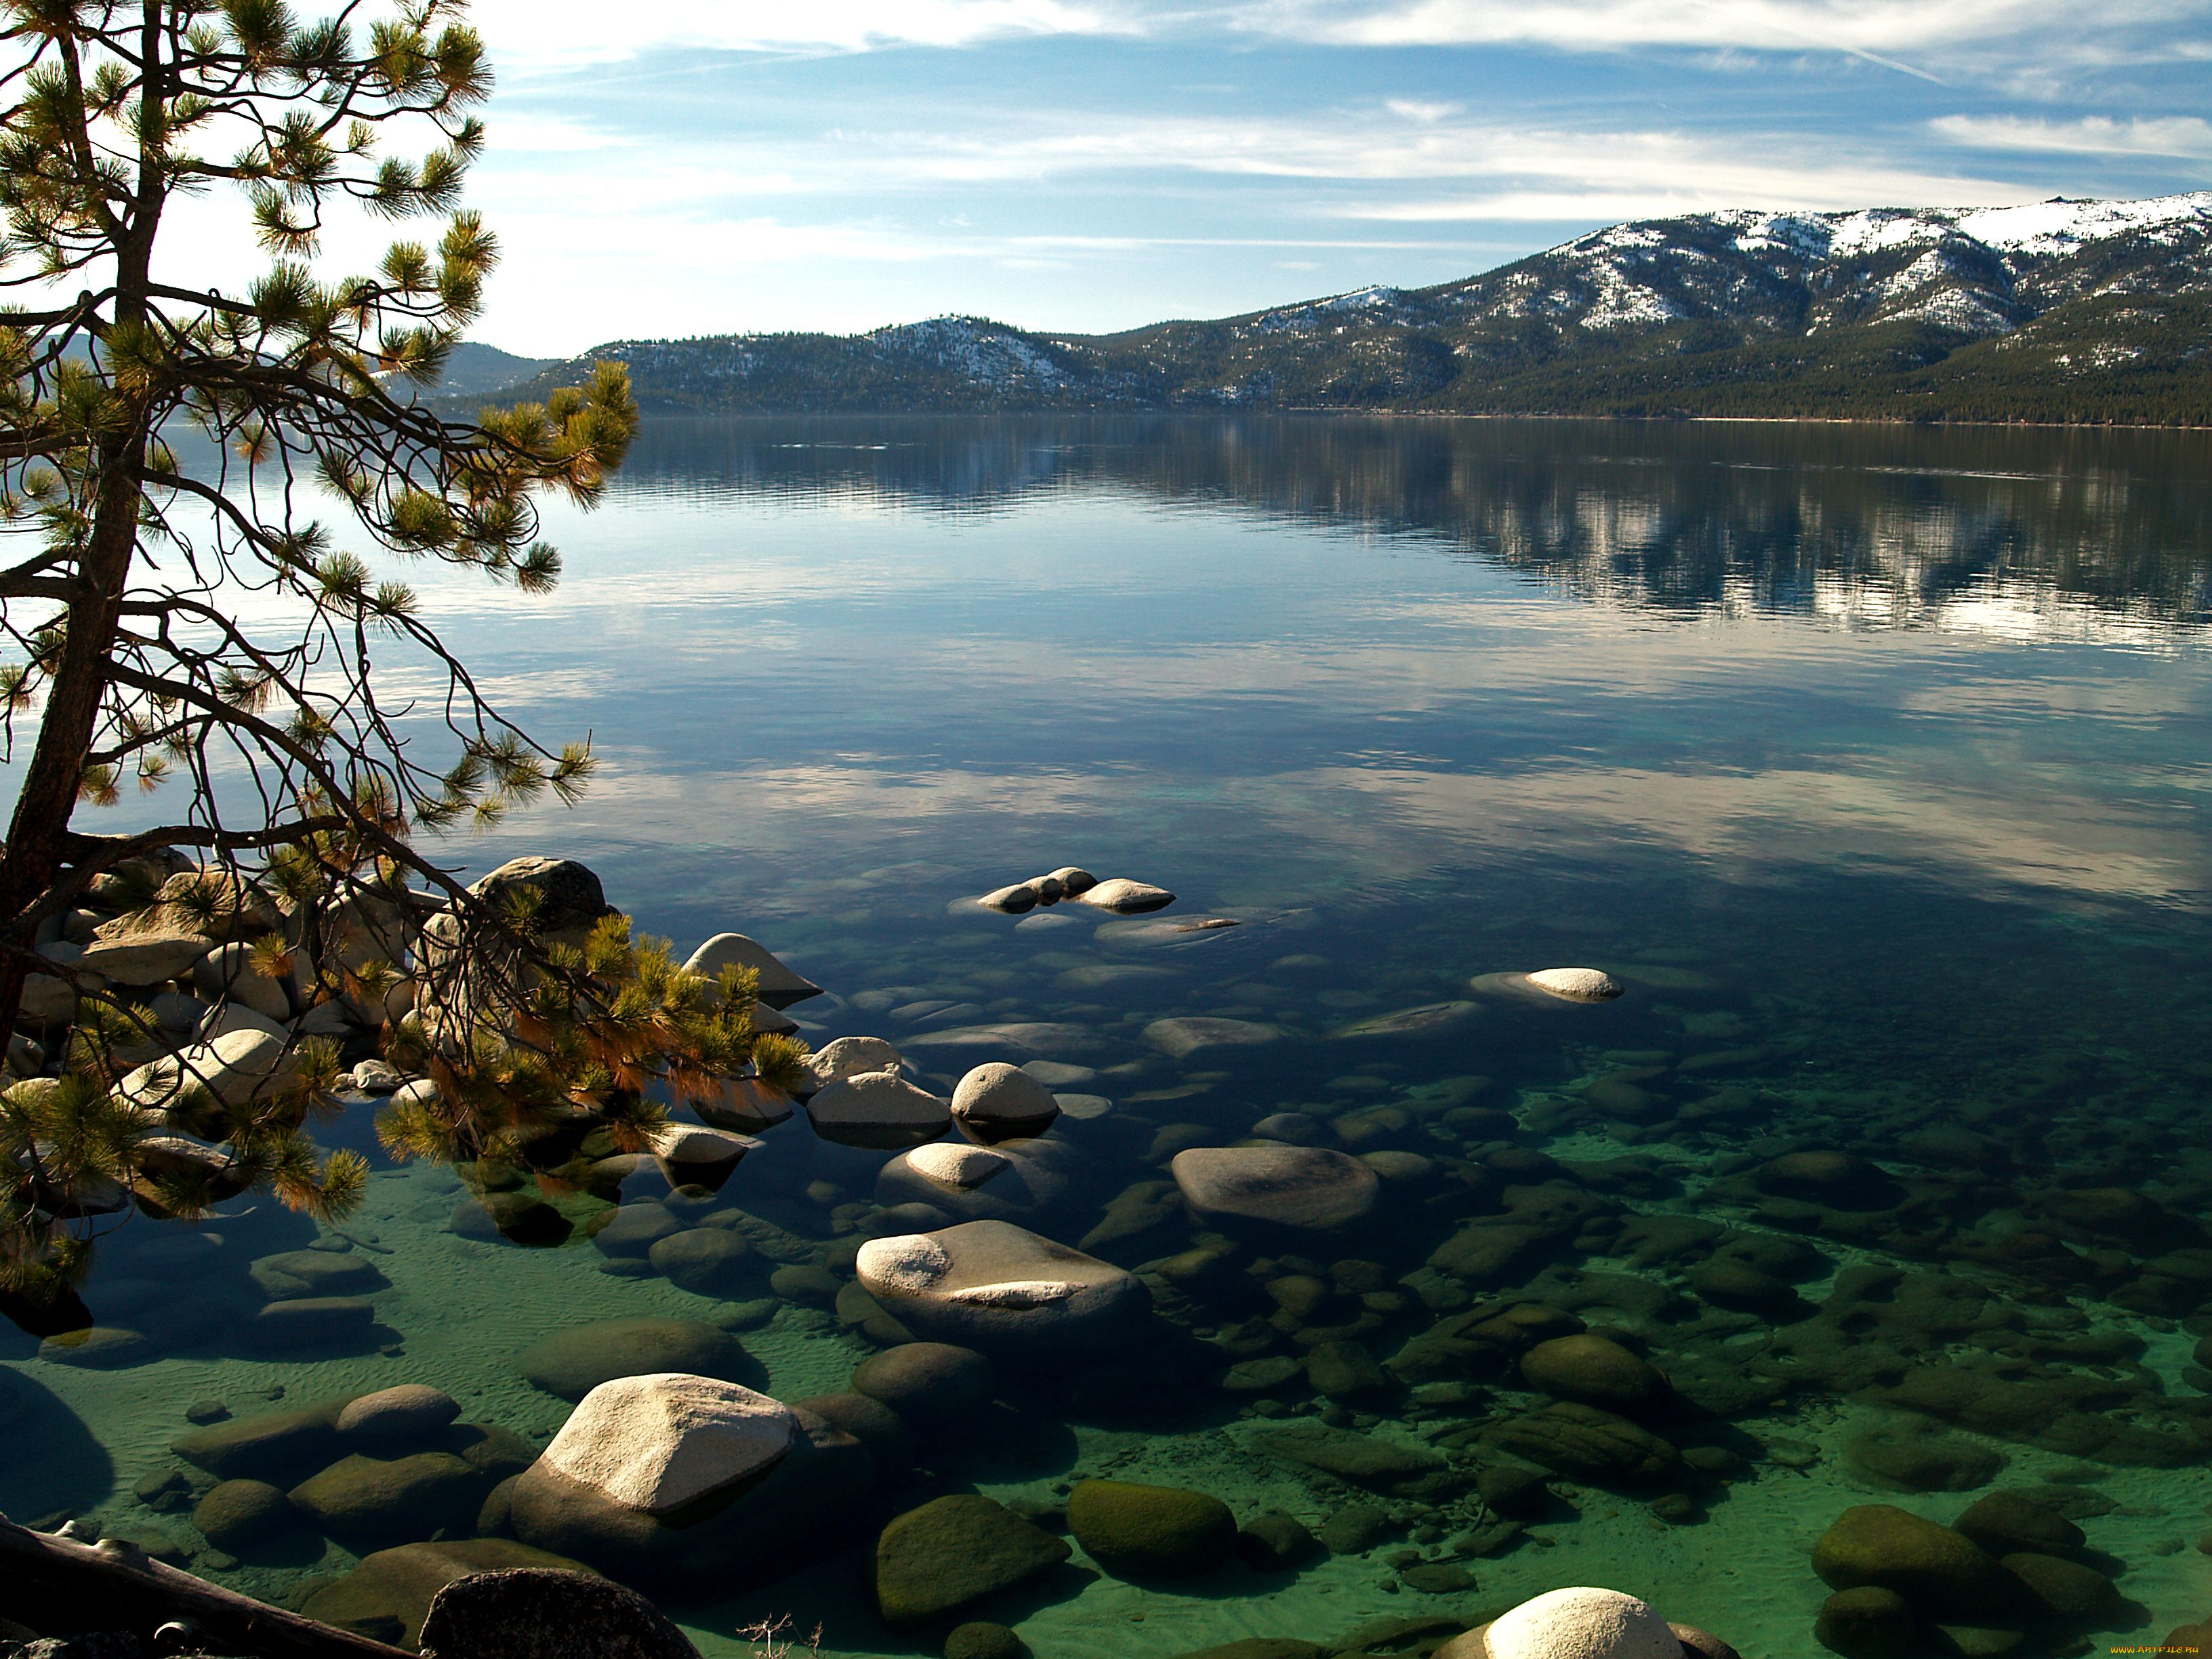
[485,193,2212,422]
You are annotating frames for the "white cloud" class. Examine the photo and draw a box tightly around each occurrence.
[466,0,2207,67]
[1931,113,2212,158]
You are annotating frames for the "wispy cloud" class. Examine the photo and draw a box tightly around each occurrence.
[469,0,2210,69]
[1931,113,2212,159]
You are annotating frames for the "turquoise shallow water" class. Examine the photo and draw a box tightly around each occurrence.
[7,416,2212,1658]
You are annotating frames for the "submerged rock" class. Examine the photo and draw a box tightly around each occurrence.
[335,1385,461,1449]
[855,1219,1147,1357]
[1812,1504,2015,1620]
[852,1342,996,1431]
[872,1494,1071,1628]
[1067,1479,1236,1578]
[190,1478,293,1549]
[289,1451,487,1542]
[302,1538,594,1647]
[1144,1017,1280,1059]
[1172,1145,1380,1231]
[1519,1334,1670,1415]
[517,1317,760,1401]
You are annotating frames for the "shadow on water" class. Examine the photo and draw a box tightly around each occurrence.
[0,1364,115,1521]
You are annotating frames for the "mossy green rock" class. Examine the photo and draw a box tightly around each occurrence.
[300,1538,593,1647]
[1814,1586,1919,1659]
[2002,1551,2120,1624]
[1067,1479,1236,1578]
[874,1494,1070,1629]
[1953,1492,2085,1558]
[172,1399,348,1481]
[945,1623,1029,1659]
[190,1479,293,1549]
[288,1452,485,1542]
[1812,1504,2013,1620]
[516,1317,756,1401]
[1518,1333,1668,1413]
[1168,1644,1329,1659]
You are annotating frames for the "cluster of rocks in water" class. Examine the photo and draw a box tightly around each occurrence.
[22,851,2212,1655]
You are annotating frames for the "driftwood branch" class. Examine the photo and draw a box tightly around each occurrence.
[0,1518,417,1659]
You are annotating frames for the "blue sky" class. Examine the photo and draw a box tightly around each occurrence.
[429,0,2212,354]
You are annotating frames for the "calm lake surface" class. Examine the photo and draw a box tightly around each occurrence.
[9,415,2212,1658]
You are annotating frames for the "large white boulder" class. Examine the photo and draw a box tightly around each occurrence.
[537,1373,796,1517]
[875,1136,1083,1224]
[950,1062,1060,1143]
[901,1143,1010,1190]
[1526,968,1625,1004]
[800,1036,903,1096]
[1171,1145,1380,1230]
[651,1124,758,1192]
[857,1220,1147,1356]
[682,933,821,1010]
[805,1069,949,1149]
[1483,1588,1681,1659]
[79,922,213,987]
[192,939,295,1021]
[1076,878,1175,914]
[115,1027,302,1115]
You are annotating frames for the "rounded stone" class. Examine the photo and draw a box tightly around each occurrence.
[951,1063,1061,1142]
[680,932,821,1009]
[335,1385,462,1448]
[1067,1479,1235,1579]
[1484,1586,1679,1658]
[873,1494,1071,1629]
[904,1142,1012,1190]
[979,883,1040,914]
[517,1317,760,1401]
[1814,1586,1919,1659]
[852,1342,997,1431]
[301,1538,594,1648]
[650,1124,758,1192]
[191,1478,294,1549]
[590,1202,680,1258]
[1523,968,1624,1003]
[1077,878,1174,914]
[537,1372,796,1517]
[288,1451,487,1542]
[2002,1551,2119,1622]
[1519,1335,1668,1414]
[1812,1504,2013,1620]
[1171,1145,1380,1230]
[418,1566,698,1659]
[945,1622,1029,1659]
[806,1070,953,1150]
[648,1229,754,1296]
[804,1036,905,1093]
[855,1219,1147,1357]
[1755,1151,1902,1210]
[1235,1511,1321,1572]
[1952,1492,2085,1559]
[1845,1425,2005,1494]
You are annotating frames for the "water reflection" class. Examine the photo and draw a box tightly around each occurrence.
[615,415,2212,642]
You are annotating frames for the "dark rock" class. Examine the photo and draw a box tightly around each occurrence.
[417,1565,700,1659]
[246,1297,376,1351]
[171,1400,346,1481]
[190,1479,293,1549]
[1317,1503,1397,1555]
[1067,1479,1235,1578]
[182,1399,228,1425]
[1686,1258,1801,1314]
[1812,1504,2014,1620]
[1307,1340,1390,1400]
[1166,1644,1327,1659]
[944,1623,1030,1659]
[287,1452,486,1542]
[1846,1424,2006,1493]
[792,1391,915,1466]
[770,1263,841,1305]
[852,1343,996,1431]
[1815,1586,1919,1658]
[1517,1333,1668,1414]
[516,1317,759,1400]
[1670,1623,1741,1659]
[2001,1552,2120,1624]
[872,1494,1071,1629]
[1235,1511,1319,1572]
[249,1250,387,1300]
[455,1423,541,1483]
[1398,1561,1477,1593]
[300,1538,594,1647]
[1755,1151,1902,1211]
[648,1229,753,1296]
[1481,1401,1685,1488]
[1952,1492,2085,1559]
[1252,1422,1445,1490]
[1473,1461,1550,1516]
